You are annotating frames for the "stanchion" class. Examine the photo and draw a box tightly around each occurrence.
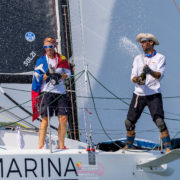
[47,106,52,153]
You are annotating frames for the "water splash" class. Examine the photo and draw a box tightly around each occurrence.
[119,36,141,58]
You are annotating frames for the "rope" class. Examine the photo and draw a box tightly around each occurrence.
[0,114,29,129]
[46,70,85,106]
[85,67,94,149]
[88,70,180,122]
[0,115,31,128]
[0,106,38,129]
[3,86,180,100]
[80,71,91,147]
[171,0,180,13]
[0,70,84,115]
[88,71,129,106]
[86,70,122,149]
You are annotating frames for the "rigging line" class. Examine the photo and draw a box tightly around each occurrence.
[0,72,83,93]
[88,71,130,106]
[88,70,180,121]
[84,66,94,148]
[0,70,84,115]
[2,86,180,102]
[172,131,180,139]
[78,107,128,111]
[164,117,180,121]
[47,70,85,107]
[0,74,84,131]
[68,127,159,132]
[0,86,58,131]
[1,87,31,93]
[0,114,29,129]
[78,0,101,147]
[0,106,38,130]
[163,96,180,99]
[86,70,122,149]
[0,115,31,128]
[78,95,180,100]
[164,111,180,117]
[42,70,84,133]
[42,70,84,132]
[171,0,180,13]
[77,96,131,100]
[78,0,86,69]
[1,87,76,94]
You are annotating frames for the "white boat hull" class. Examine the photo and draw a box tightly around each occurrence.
[0,149,180,180]
[0,130,180,180]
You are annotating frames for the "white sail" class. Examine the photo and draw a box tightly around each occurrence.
[69,0,180,144]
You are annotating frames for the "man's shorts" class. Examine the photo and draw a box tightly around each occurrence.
[127,93,164,123]
[40,92,70,118]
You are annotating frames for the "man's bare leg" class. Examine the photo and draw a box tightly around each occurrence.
[39,117,48,149]
[58,115,68,148]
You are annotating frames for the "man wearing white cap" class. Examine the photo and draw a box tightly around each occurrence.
[124,33,172,153]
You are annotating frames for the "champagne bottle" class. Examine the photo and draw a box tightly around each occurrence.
[140,72,146,85]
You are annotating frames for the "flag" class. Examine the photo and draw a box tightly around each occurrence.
[31,53,70,121]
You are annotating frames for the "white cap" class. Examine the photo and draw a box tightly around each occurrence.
[136,33,159,45]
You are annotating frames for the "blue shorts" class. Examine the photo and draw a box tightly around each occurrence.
[40,92,70,117]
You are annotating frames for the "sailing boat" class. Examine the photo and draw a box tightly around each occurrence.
[0,0,180,179]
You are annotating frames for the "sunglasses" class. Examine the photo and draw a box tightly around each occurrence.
[44,45,54,49]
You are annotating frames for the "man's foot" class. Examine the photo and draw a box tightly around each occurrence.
[123,145,133,150]
[39,145,46,149]
[57,146,68,150]
[165,148,171,154]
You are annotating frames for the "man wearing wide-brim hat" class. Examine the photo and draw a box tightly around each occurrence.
[124,33,172,153]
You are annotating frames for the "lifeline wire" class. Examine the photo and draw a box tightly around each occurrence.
[0,70,85,130]
[88,71,180,122]
[0,70,84,115]
[86,70,122,149]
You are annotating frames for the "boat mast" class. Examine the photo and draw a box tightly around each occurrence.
[55,0,61,53]
[58,0,80,141]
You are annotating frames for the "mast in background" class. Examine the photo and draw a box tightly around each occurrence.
[58,0,80,141]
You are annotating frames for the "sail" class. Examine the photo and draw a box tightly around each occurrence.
[0,0,56,83]
[0,0,80,140]
[69,0,180,143]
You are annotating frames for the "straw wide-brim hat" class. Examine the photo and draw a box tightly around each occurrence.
[136,33,159,45]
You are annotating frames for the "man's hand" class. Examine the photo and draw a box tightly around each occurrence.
[43,70,50,81]
[61,73,68,81]
[49,73,62,85]
[136,76,145,85]
[46,69,50,76]
[143,65,153,75]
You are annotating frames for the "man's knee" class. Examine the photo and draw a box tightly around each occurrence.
[154,117,167,132]
[59,115,68,124]
[125,119,135,131]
